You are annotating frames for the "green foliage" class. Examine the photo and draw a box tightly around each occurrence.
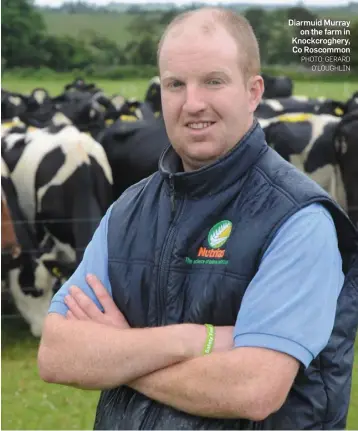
[126,36,159,66]
[127,13,159,37]
[78,31,127,66]
[159,9,180,25]
[1,0,47,68]
[43,35,94,71]
[244,8,270,63]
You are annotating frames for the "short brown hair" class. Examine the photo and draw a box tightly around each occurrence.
[157,7,261,82]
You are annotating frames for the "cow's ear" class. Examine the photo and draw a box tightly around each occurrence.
[41,260,63,279]
[41,259,76,280]
[333,102,345,117]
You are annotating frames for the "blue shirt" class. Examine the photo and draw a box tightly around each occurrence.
[49,202,344,368]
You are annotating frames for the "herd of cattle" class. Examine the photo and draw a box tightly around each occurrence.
[1,75,358,337]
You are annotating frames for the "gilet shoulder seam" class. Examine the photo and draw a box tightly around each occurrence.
[253,165,300,208]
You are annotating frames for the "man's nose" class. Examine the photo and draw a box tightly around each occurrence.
[182,85,207,114]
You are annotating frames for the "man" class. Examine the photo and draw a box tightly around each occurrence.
[38,7,358,430]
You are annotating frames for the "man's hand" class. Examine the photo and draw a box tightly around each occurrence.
[64,274,130,329]
[65,274,234,352]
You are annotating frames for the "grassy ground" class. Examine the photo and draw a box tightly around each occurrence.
[1,78,358,429]
[1,317,99,430]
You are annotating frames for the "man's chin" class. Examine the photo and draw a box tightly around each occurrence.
[182,151,223,171]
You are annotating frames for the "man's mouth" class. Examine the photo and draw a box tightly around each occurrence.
[186,122,215,130]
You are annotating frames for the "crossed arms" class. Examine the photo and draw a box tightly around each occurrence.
[38,203,343,421]
[38,275,299,421]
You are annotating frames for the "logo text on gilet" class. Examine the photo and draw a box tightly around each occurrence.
[185,220,232,265]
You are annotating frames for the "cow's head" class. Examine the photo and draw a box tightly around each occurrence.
[145,76,161,115]
[334,110,358,227]
[345,92,358,114]
[315,99,346,117]
[6,231,76,337]
[1,90,27,121]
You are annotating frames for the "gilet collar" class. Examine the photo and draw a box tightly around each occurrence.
[159,120,268,198]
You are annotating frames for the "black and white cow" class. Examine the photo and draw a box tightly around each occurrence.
[1,90,27,121]
[99,116,170,200]
[2,120,113,336]
[102,96,156,127]
[18,88,57,128]
[345,91,358,114]
[1,157,52,336]
[259,113,347,210]
[144,76,161,115]
[255,96,346,119]
[262,74,293,99]
[119,97,156,121]
[334,110,358,227]
[63,77,99,93]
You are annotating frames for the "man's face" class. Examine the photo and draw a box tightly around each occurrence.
[159,21,262,172]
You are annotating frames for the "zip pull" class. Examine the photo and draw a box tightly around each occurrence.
[169,174,176,218]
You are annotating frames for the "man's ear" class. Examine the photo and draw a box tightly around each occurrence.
[247,75,264,113]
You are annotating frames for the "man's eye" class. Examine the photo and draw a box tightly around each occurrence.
[207,79,221,85]
[168,81,183,89]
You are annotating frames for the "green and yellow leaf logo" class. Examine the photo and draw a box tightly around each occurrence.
[208,220,232,249]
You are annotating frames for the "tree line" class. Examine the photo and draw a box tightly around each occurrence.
[2,0,357,74]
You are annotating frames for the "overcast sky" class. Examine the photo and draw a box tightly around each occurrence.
[34,0,357,7]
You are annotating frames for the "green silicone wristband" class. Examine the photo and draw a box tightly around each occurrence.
[202,324,215,355]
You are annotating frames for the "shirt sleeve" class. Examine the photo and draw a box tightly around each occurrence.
[233,202,344,368]
[48,203,114,316]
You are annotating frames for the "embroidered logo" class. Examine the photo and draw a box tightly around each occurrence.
[207,220,232,249]
[185,220,232,265]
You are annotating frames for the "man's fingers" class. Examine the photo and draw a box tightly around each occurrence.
[64,291,89,320]
[86,274,119,314]
[68,285,105,321]
[66,310,76,320]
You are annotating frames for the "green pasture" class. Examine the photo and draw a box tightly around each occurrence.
[2,76,358,101]
[42,12,137,46]
[2,317,99,430]
[1,78,358,429]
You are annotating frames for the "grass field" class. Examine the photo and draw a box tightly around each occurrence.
[1,77,358,429]
[42,12,139,47]
[2,317,99,430]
